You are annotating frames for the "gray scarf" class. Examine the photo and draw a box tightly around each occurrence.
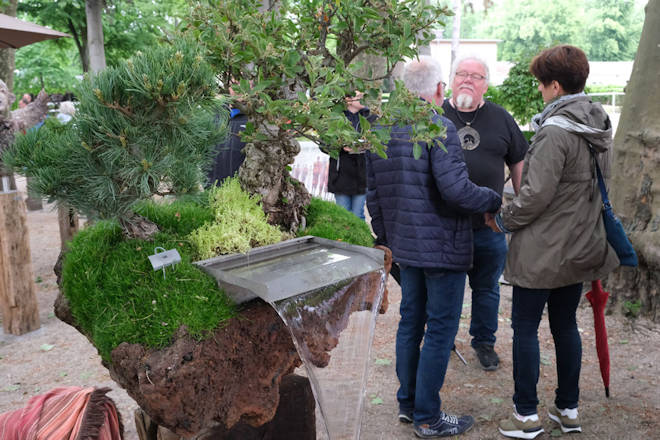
[531,91,587,132]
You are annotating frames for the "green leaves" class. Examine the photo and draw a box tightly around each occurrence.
[497,55,545,126]
[189,0,451,161]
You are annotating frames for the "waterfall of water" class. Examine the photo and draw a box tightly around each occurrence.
[272,269,386,439]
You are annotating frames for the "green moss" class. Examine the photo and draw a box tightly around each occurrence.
[62,217,235,363]
[134,195,214,236]
[298,198,374,247]
[188,178,284,259]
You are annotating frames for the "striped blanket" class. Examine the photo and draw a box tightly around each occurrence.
[0,386,123,440]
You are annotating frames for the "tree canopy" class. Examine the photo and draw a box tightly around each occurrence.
[439,0,643,62]
[14,0,188,93]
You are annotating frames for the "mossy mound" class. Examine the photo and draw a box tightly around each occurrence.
[62,191,374,363]
[298,197,374,247]
[62,198,236,363]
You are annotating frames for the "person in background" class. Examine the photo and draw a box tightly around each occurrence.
[207,105,248,187]
[18,93,32,109]
[57,101,76,124]
[485,45,619,439]
[442,55,528,371]
[326,91,375,220]
[367,55,501,438]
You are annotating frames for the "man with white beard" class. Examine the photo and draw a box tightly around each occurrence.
[442,55,528,372]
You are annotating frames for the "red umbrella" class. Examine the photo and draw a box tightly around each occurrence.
[585,280,610,397]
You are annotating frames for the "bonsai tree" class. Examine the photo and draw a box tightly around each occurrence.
[2,39,226,239]
[187,0,452,231]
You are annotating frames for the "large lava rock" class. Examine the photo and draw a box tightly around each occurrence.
[55,293,300,437]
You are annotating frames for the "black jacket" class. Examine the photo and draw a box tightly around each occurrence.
[207,111,248,186]
[327,108,375,195]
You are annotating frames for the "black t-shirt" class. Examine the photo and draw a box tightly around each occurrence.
[442,99,528,228]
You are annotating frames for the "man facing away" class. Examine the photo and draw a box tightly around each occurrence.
[366,56,502,438]
[442,55,528,371]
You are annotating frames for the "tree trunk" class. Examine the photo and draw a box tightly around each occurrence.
[0,191,40,335]
[119,212,159,240]
[86,0,106,73]
[0,49,15,93]
[239,133,310,233]
[0,0,18,92]
[606,0,660,322]
[417,0,432,56]
[451,0,462,68]
[10,89,49,132]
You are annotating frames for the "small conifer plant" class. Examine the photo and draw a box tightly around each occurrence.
[2,39,227,239]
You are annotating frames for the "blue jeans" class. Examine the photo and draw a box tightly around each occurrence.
[396,266,466,424]
[468,228,507,348]
[334,193,366,220]
[511,283,583,416]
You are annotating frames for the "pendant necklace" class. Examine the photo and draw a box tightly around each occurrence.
[453,101,482,151]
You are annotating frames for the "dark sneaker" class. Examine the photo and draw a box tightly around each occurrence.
[413,411,474,438]
[474,344,499,371]
[548,406,582,433]
[398,407,413,424]
[498,414,544,439]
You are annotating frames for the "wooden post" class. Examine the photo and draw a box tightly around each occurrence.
[0,183,40,335]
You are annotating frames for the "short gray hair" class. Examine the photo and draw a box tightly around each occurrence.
[403,56,443,98]
[449,54,490,84]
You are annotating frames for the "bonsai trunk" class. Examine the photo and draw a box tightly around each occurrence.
[239,131,310,233]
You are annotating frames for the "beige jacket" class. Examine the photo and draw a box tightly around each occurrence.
[500,96,619,289]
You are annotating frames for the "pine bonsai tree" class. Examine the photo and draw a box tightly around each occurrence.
[187,0,452,232]
[2,39,226,239]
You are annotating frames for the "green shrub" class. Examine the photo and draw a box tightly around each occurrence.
[188,178,284,258]
[298,198,374,247]
[498,55,545,126]
[623,300,641,319]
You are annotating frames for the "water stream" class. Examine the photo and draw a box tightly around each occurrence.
[271,269,386,440]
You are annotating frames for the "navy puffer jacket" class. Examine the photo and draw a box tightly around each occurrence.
[366,114,501,271]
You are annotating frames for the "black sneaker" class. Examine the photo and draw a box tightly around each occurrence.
[398,407,413,424]
[473,344,499,371]
[413,411,474,438]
